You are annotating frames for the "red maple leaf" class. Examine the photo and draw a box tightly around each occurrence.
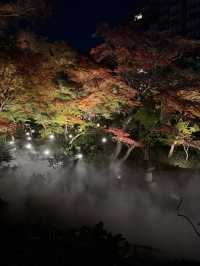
[105,127,143,148]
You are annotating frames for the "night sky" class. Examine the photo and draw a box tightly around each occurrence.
[41,0,139,51]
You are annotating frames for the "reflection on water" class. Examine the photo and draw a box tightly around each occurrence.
[0,143,200,260]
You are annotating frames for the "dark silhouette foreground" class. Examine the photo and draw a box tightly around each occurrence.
[0,221,199,266]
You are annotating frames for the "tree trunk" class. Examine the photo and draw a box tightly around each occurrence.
[183,145,189,161]
[120,146,135,164]
[168,143,175,158]
[112,141,123,161]
[64,125,69,140]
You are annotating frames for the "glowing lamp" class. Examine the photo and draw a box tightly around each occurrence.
[102,137,107,143]
[43,149,50,156]
[49,134,55,140]
[76,153,83,159]
[25,143,32,150]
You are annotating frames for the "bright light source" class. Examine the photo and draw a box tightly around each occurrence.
[97,123,100,128]
[69,134,73,139]
[49,134,55,140]
[43,149,50,156]
[134,13,143,21]
[25,143,32,150]
[102,137,107,143]
[25,132,30,136]
[27,136,32,141]
[137,68,147,74]
[9,140,15,145]
[76,153,83,159]
[31,130,35,133]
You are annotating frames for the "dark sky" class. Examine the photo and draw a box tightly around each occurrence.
[42,0,139,51]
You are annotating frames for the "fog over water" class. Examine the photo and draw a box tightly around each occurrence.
[0,146,200,260]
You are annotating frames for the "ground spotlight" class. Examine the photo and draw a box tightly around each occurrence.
[76,153,83,159]
[43,149,51,156]
[49,134,55,140]
[25,143,32,150]
[102,137,107,143]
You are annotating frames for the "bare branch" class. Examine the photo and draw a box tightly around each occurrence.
[176,197,200,238]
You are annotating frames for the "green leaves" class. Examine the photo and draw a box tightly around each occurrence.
[2,104,29,123]
[133,108,159,130]
[176,120,200,136]
[94,97,124,119]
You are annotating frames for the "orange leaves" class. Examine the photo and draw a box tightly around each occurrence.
[0,117,16,134]
[64,115,85,126]
[90,44,113,63]
[91,25,200,124]
[65,60,139,115]
[0,29,139,134]
[67,65,111,85]
[91,27,200,73]
[176,89,200,103]
[69,94,104,112]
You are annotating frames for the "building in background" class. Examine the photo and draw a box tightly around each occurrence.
[131,0,200,39]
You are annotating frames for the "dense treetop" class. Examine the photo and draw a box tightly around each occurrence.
[0,31,138,137]
[0,2,200,164]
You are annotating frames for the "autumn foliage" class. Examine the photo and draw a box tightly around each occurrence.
[105,127,143,148]
[0,12,200,163]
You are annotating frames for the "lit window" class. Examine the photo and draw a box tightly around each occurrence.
[134,13,143,21]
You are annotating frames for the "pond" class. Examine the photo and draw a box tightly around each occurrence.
[0,139,200,260]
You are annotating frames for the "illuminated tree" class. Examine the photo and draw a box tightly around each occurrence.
[167,120,200,160]
[0,31,139,145]
[0,62,23,112]
[0,18,200,166]
[91,25,200,164]
[105,127,143,162]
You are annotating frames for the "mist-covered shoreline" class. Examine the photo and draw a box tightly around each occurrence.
[0,146,200,260]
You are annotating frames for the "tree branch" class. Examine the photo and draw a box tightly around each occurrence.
[120,145,135,163]
[0,7,36,17]
[176,197,200,238]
